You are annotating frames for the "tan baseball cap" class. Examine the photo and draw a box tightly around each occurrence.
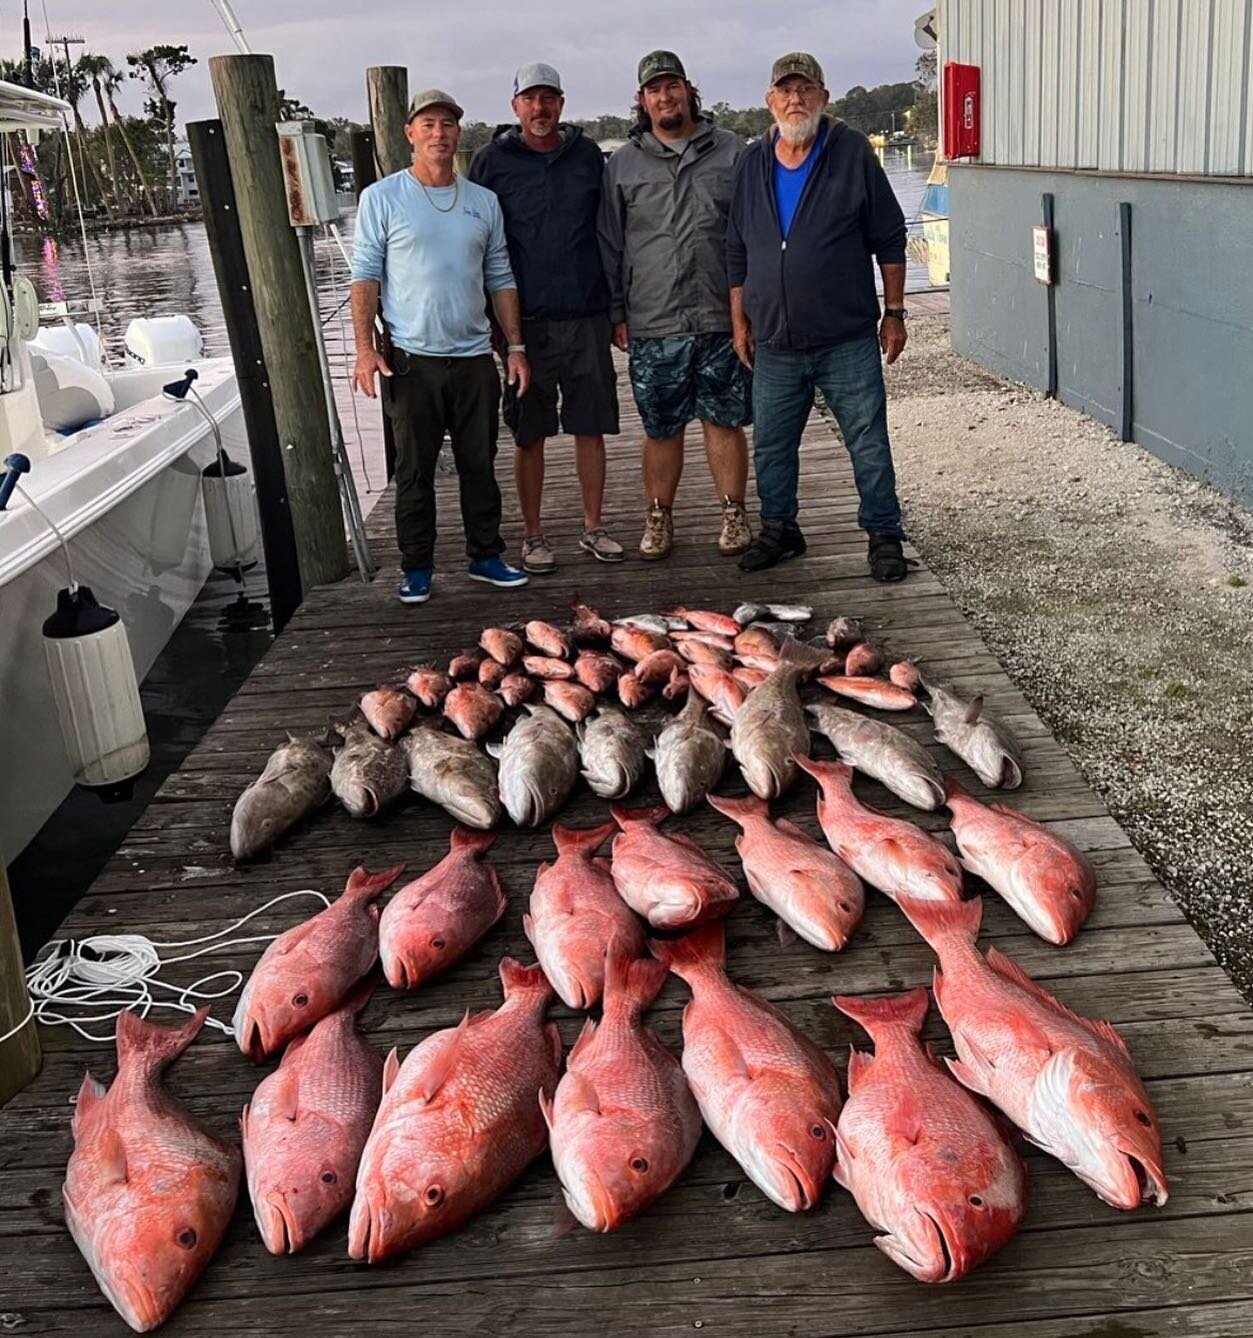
[407,88,465,121]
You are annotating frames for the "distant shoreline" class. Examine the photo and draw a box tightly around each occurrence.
[12,209,204,236]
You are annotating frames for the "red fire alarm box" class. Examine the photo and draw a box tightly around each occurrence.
[943,62,981,159]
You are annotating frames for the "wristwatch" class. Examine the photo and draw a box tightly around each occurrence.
[883,307,908,321]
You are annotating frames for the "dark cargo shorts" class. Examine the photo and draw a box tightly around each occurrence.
[627,332,753,440]
[503,313,620,445]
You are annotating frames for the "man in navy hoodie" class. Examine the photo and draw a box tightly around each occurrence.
[727,53,911,582]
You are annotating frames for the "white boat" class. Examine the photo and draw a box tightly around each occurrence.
[0,81,248,865]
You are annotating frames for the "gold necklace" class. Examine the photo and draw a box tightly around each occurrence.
[414,171,459,213]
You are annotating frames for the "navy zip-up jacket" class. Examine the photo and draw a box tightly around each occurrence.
[469,124,610,321]
[726,119,907,350]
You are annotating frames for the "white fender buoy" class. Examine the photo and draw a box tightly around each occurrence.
[42,587,150,797]
[202,452,260,574]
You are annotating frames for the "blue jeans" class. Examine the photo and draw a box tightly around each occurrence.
[752,337,904,538]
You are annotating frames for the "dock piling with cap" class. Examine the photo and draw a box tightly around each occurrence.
[0,867,39,1106]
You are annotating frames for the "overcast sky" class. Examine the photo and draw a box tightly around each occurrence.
[27,0,931,126]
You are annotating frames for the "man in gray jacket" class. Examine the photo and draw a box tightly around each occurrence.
[598,50,752,561]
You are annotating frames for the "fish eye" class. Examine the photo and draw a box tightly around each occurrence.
[424,1185,445,1206]
[430,937,446,950]
[1068,888,1084,901]
[176,1227,198,1249]
[629,1156,649,1173]
[968,1195,984,1207]
[292,992,309,1007]
[810,1124,827,1139]
[1134,1110,1152,1126]
[321,1171,337,1184]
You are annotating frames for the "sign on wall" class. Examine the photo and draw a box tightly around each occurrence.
[1032,224,1054,285]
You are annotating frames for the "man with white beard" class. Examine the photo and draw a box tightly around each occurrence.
[727,53,912,582]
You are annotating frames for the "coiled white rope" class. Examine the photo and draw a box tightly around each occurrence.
[0,889,330,1046]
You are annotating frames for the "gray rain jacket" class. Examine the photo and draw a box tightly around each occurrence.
[597,116,745,338]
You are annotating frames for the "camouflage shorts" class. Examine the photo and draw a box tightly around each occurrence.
[627,333,752,440]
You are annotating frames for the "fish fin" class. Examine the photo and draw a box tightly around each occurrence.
[945,1055,993,1100]
[792,753,852,788]
[944,774,974,805]
[568,1017,599,1066]
[667,830,713,859]
[592,855,613,875]
[698,1020,750,1082]
[552,820,617,858]
[96,1125,130,1185]
[415,1014,471,1103]
[499,957,555,1005]
[832,1130,854,1189]
[538,1087,556,1131]
[71,1071,108,1138]
[545,1022,563,1069]
[488,869,508,923]
[610,802,670,828]
[450,826,497,856]
[522,911,535,945]
[984,947,1128,1052]
[776,919,799,948]
[883,1106,924,1147]
[344,862,407,902]
[648,923,726,984]
[551,1198,582,1240]
[774,817,810,840]
[963,695,985,726]
[116,1006,209,1077]
[897,896,983,952]
[604,938,668,1016]
[706,792,768,827]
[846,1046,875,1092]
[269,1064,301,1122]
[833,987,930,1041]
[382,1047,401,1095]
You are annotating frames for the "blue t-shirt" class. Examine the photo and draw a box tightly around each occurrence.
[773,122,828,239]
[350,170,515,357]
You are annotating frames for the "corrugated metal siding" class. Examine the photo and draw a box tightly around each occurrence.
[937,0,1253,175]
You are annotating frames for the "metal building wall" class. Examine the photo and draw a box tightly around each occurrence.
[939,0,1253,175]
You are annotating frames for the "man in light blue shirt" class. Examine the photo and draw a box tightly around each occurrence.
[351,87,530,603]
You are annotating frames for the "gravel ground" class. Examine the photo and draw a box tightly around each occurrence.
[872,317,1253,1001]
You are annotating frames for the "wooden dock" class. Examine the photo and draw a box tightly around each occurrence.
[3,381,1252,1337]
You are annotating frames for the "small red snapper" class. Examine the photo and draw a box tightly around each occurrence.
[832,988,1027,1283]
[900,896,1168,1209]
[241,986,383,1254]
[651,924,842,1211]
[379,827,505,991]
[233,863,405,1062]
[64,1009,240,1333]
[348,959,561,1262]
[545,943,701,1231]
[609,803,739,929]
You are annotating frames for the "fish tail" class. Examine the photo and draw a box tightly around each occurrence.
[344,862,407,901]
[499,957,555,1006]
[648,923,726,984]
[778,636,829,672]
[833,987,930,1040]
[552,820,617,858]
[793,753,853,788]
[603,936,668,1018]
[610,802,670,829]
[899,895,983,952]
[116,1006,209,1076]
[706,792,769,826]
[449,826,497,856]
[943,775,973,805]
[337,979,376,1018]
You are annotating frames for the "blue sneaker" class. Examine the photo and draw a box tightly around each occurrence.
[397,568,432,604]
[467,556,528,588]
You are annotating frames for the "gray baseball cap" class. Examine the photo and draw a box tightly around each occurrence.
[638,50,686,87]
[513,62,563,96]
[771,52,825,87]
[407,88,464,121]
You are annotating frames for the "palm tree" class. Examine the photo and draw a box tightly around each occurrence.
[78,54,124,211]
[99,65,158,218]
[127,45,196,212]
[44,51,113,219]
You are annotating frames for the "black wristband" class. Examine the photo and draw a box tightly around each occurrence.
[883,307,908,321]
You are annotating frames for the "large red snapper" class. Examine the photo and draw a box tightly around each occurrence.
[609,803,739,929]
[832,988,1027,1283]
[545,944,701,1231]
[241,986,382,1254]
[348,959,561,1262]
[707,792,864,951]
[64,1009,240,1333]
[651,924,842,1211]
[233,863,405,1062]
[379,827,505,991]
[797,756,964,905]
[945,778,1096,944]
[524,821,646,1010]
[900,896,1168,1209]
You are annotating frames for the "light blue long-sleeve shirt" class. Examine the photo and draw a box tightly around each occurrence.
[350,169,516,357]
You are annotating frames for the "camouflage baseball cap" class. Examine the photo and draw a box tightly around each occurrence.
[638,50,687,87]
[770,52,825,87]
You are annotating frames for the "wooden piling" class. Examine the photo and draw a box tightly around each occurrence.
[187,118,304,632]
[208,53,349,591]
[366,67,410,177]
[0,867,39,1106]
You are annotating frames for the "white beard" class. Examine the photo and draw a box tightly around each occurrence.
[777,109,823,145]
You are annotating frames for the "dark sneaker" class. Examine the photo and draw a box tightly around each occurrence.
[397,568,433,605]
[868,533,909,583]
[468,556,529,588]
[738,520,807,573]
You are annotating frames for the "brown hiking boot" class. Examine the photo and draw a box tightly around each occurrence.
[639,501,674,560]
[718,497,752,556]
